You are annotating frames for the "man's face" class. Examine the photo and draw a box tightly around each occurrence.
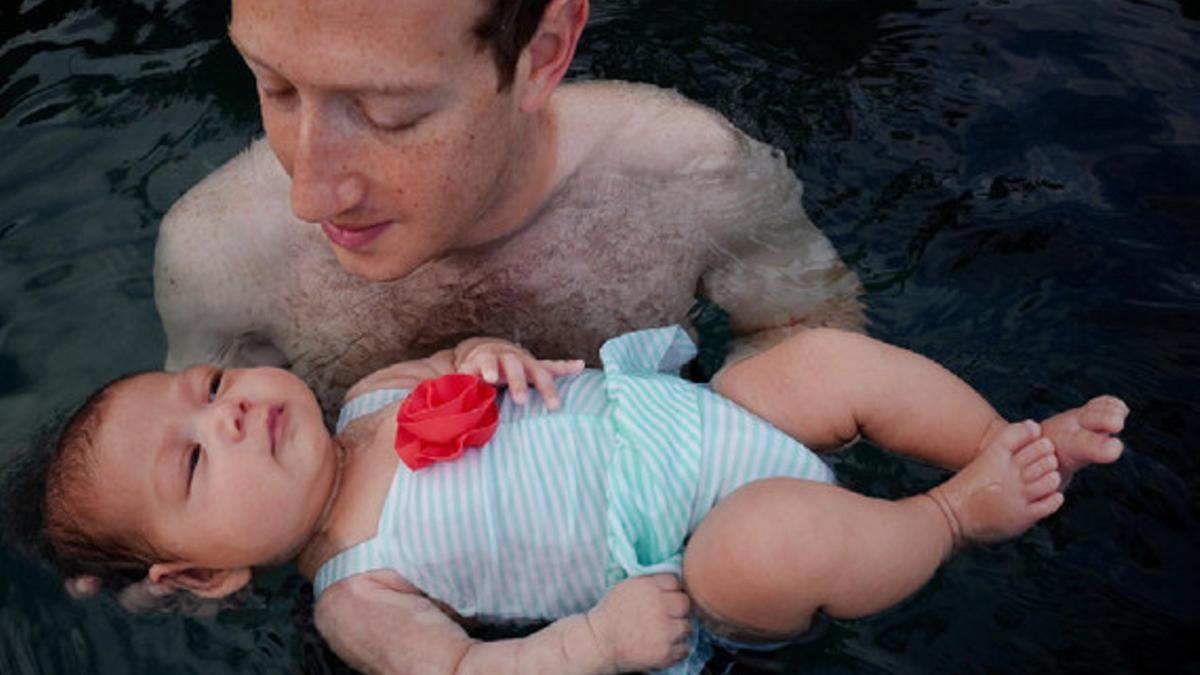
[230,0,531,281]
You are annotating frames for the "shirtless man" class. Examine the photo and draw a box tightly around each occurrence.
[153,0,864,416]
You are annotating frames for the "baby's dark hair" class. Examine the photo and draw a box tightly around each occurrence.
[6,372,161,591]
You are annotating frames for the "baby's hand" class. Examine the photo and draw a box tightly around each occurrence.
[586,574,691,672]
[453,337,583,409]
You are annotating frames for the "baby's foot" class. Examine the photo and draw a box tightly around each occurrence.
[927,420,1065,546]
[1040,395,1128,484]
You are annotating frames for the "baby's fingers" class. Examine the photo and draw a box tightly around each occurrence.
[544,359,585,376]
[501,353,530,404]
[525,365,560,409]
[459,351,501,383]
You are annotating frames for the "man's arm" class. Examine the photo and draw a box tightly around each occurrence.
[315,570,690,675]
[700,139,865,366]
[690,134,864,396]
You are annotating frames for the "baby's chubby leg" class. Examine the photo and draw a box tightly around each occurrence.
[714,328,1128,474]
[1039,395,1128,484]
[682,421,1061,639]
[713,327,1010,467]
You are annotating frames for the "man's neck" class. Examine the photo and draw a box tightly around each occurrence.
[459,106,561,249]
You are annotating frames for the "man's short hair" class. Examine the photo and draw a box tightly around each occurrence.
[472,0,553,90]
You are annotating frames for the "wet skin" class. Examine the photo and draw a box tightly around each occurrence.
[90,366,337,575]
[156,0,863,414]
[228,0,561,282]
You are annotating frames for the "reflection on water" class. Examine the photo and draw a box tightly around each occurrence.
[2,0,1199,673]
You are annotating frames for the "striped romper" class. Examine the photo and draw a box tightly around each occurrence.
[314,326,836,674]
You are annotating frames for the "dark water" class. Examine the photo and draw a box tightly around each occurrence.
[2,0,1198,672]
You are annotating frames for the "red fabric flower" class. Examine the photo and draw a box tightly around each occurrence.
[394,374,499,471]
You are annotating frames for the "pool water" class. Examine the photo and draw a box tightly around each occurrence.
[3,1,1199,672]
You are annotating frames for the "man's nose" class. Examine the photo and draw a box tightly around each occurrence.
[289,104,367,223]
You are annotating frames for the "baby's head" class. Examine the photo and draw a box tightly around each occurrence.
[40,365,339,598]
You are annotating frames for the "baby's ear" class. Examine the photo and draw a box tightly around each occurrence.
[148,562,252,599]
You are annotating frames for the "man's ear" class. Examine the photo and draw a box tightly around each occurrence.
[516,0,588,111]
[148,562,252,599]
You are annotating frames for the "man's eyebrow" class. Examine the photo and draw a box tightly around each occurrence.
[227,29,274,72]
[227,25,252,59]
[227,26,434,96]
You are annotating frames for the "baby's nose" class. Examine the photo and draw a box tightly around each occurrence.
[221,399,250,441]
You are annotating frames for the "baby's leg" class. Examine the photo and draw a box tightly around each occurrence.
[713,328,1007,468]
[714,328,1127,476]
[683,421,1061,638]
[1040,395,1128,483]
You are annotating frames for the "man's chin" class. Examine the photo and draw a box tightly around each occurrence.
[331,247,424,283]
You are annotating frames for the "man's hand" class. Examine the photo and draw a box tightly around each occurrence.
[585,574,692,673]
[453,337,583,409]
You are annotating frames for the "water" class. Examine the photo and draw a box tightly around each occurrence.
[2,0,1198,672]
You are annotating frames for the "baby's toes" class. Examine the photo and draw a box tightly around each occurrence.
[1024,469,1063,500]
[1079,395,1129,434]
[1094,436,1124,464]
[989,419,1042,455]
[1029,491,1066,519]
[1019,443,1059,482]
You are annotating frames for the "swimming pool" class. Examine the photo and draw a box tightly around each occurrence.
[2,0,1198,672]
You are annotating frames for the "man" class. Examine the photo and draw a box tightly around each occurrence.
[154,0,863,418]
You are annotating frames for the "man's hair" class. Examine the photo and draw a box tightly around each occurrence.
[32,373,161,588]
[472,0,554,90]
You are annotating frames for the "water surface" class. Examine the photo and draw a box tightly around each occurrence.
[2,1,1198,672]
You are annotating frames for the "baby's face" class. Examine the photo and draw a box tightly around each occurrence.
[91,366,338,570]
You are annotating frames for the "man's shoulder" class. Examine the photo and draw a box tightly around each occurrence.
[154,138,303,320]
[553,80,753,178]
[156,138,294,257]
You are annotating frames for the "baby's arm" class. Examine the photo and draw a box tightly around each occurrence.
[316,570,689,675]
[714,328,1007,469]
[344,338,583,408]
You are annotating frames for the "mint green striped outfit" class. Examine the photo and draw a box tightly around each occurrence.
[315,326,835,674]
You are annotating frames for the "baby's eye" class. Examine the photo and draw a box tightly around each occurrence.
[187,445,201,487]
[208,370,223,402]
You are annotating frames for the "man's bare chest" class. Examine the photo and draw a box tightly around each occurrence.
[271,226,708,410]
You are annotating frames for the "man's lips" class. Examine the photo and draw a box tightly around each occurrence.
[266,405,284,455]
[321,220,390,251]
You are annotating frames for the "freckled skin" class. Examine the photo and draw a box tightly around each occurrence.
[154,0,863,415]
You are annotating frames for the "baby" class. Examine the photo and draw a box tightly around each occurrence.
[33,326,1127,674]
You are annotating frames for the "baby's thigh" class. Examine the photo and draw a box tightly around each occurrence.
[683,477,850,639]
[689,385,835,530]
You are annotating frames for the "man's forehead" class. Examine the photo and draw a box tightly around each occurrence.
[229,0,490,55]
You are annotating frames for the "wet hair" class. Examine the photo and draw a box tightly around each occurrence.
[473,0,554,90]
[8,373,162,590]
